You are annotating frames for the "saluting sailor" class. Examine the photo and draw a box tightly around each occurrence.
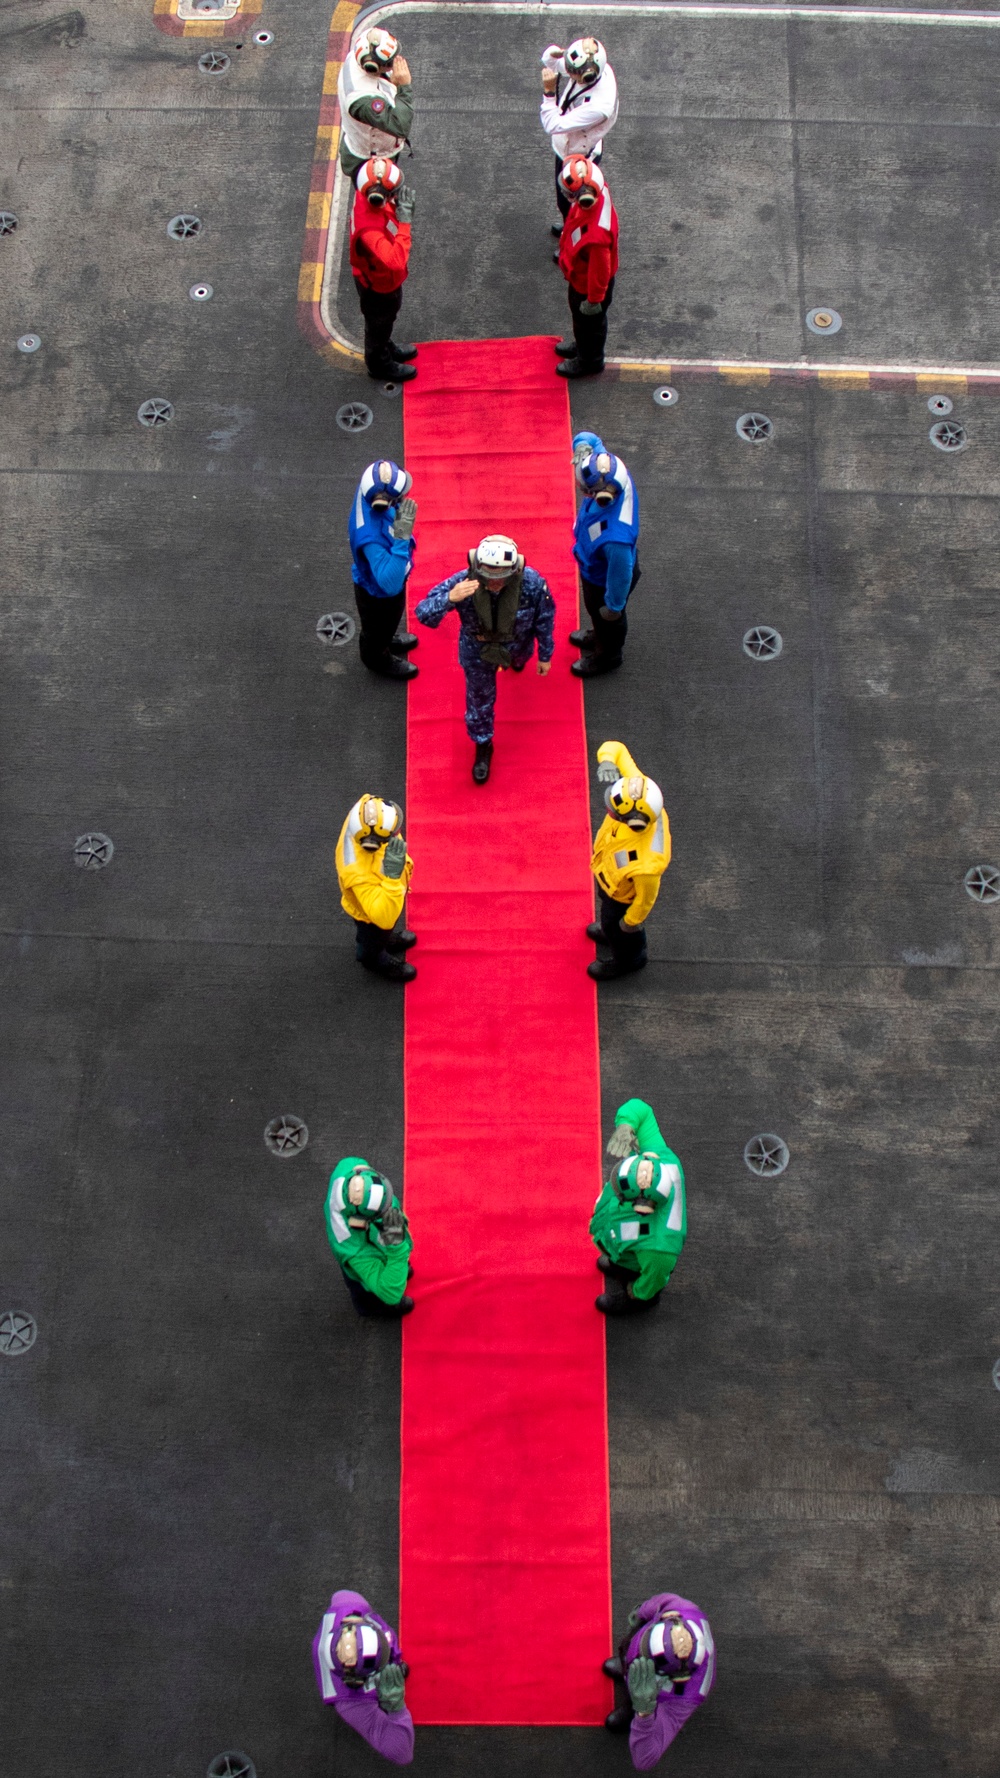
[569,443,641,677]
[588,741,671,980]
[590,1098,686,1316]
[312,1588,414,1763]
[539,38,619,231]
[602,1593,716,1766]
[337,26,414,184]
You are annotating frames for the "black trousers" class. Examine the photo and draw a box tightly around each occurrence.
[355,917,410,966]
[568,276,614,370]
[353,276,402,373]
[581,557,641,657]
[341,1268,408,1320]
[354,584,406,667]
[554,146,602,218]
[598,886,647,967]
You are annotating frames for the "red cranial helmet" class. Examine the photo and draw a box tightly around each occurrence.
[357,156,403,208]
[558,156,606,209]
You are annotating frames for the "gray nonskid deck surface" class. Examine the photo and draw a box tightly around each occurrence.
[1,3,997,1776]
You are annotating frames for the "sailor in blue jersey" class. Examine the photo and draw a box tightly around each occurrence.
[349,459,420,681]
[568,446,641,677]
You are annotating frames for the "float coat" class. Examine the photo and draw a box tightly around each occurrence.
[590,742,671,926]
[590,1099,686,1299]
[312,1588,414,1765]
[574,461,639,612]
[336,801,413,930]
[540,55,619,159]
[324,1156,413,1305]
[349,471,415,601]
[414,566,555,670]
[558,188,619,302]
[350,190,411,294]
[623,1592,716,1770]
[337,55,413,162]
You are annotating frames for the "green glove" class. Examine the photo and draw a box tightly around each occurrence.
[392,496,417,540]
[380,1204,408,1247]
[376,1663,407,1713]
[627,1654,659,1716]
[579,299,603,316]
[597,759,619,784]
[606,1122,637,1159]
[395,185,416,224]
[382,833,407,879]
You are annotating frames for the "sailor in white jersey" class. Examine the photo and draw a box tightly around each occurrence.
[539,38,619,233]
[337,26,414,184]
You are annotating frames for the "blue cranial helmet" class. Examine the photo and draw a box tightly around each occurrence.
[579,449,628,506]
[360,459,412,512]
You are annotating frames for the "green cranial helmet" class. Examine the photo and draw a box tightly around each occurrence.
[335,1165,393,1222]
[613,1151,665,1203]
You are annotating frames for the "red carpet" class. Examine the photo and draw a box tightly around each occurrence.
[400,338,612,1725]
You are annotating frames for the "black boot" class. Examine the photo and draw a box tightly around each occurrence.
[588,955,646,981]
[572,651,622,677]
[389,341,418,362]
[586,921,605,942]
[397,1295,415,1315]
[605,1706,633,1732]
[570,628,597,649]
[597,1288,659,1316]
[596,1254,615,1275]
[389,631,418,652]
[363,651,418,680]
[555,338,577,358]
[361,950,417,983]
[472,740,493,785]
[551,223,564,239]
[557,357,605,380]
[367,359,417,383]
[385,929,418,951]
[602,1657,625,1680]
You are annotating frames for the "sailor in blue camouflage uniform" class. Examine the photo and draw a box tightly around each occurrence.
[414,534,555,784]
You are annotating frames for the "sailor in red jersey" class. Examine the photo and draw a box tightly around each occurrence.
[555,155,619,379]
[350,156,418,382]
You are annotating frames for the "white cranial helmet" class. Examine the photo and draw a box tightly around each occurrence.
[356,27,398,74]
[475,535,520,580]
[563,37,607,85]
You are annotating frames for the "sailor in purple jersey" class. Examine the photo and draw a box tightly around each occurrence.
[312,1587,414,1764]
[603,1590,716,1768]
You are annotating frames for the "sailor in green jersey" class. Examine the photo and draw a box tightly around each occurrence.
[590,1098,686,1317]
[325,1157,414,1320]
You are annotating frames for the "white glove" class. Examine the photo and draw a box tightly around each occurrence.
[597,759,619,785]
[541,43,564,68]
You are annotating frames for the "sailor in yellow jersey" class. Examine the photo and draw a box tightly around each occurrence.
[336,794,417,983]
[588,741,670,980]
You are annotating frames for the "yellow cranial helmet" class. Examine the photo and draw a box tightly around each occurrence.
[605,772,664,830]
[352,795,403,850]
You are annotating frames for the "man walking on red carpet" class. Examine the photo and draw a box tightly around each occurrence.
[603,1592,716,1766]
[554,156,619,379]
[588,741,670,978]
[313,1587,414,1762]
[414,534,554,784]
[350,156,418,382]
